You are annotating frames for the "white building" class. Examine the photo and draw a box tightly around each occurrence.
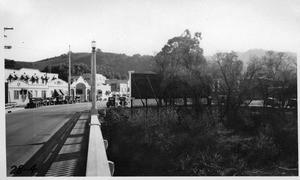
[5,68,68,106]
[71,73,111,100]
[70,76,91,102]
[5,68,114,106]
[105,79,129,96]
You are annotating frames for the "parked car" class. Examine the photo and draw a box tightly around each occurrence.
[26,98,42,108]
[46,97,55,105]
[119,97,127,107]
[64,96,75,104]
[106,97,116,107]
[55,96,65,104]
[40,98,48,106]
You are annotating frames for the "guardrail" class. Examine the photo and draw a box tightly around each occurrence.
[86,113,114,176]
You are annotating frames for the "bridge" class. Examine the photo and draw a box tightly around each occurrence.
[6,101,113,177]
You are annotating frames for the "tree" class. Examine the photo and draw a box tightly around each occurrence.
[41,63,68,81]
[5,59,16,69]
[154,29,210,109]
[212,51,264,130]
[260,51,297,111]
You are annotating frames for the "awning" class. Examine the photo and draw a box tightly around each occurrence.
[59,89,65,95]
[54,89,63,96]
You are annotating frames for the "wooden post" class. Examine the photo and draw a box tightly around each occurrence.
[131,98,133,115]
[146,98,148,117]
[68,45,71,97]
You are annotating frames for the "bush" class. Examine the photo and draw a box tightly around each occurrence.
[103,107,298,176]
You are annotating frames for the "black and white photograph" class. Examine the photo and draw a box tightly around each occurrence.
[1,0,299,178]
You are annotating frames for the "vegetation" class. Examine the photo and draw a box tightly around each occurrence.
[154,29,297,132]
[102,29,297,176]
[154,30,211,109]
[103,107,297,176]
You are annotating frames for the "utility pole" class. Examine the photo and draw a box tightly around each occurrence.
[68,45,71,97]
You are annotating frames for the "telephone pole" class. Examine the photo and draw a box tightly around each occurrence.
[68,45,71,97]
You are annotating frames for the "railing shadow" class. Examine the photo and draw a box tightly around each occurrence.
[11,111,89,176]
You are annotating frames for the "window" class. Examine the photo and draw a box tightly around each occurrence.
[28,91,33,98]
[14,90,19,100]
[35,90,38,97]
[111,84,117,92]
[42,90,47,98]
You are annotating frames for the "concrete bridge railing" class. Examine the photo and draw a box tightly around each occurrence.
[86,114,113,176]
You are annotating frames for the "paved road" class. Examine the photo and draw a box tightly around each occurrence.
[6,101,107,176]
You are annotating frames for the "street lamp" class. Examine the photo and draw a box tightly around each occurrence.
[91,40,97,114]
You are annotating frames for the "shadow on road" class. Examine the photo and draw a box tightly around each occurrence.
[11,111,90,176]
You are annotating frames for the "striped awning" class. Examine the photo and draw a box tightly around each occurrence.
[55,89,63,96]
[59,89,65,95]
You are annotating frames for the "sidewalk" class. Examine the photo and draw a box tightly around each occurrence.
[5,107,25,114]
[45,111,90,176]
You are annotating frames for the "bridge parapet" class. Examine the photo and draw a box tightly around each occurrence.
[86,114,113,176]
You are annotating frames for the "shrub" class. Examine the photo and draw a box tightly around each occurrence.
[103,107,297,176]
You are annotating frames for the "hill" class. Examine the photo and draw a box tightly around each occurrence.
[237,49,297,63]
[5,51,156,81]
[205,49,296,65]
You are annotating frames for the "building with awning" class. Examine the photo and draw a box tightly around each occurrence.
[5,68,119,106]
[47,78,68,98]
[5,68,68,106]
[52,89,64,97]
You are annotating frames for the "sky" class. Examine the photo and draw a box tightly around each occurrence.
[1,0,300,62]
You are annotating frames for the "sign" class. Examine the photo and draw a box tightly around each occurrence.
[131,73,161,99]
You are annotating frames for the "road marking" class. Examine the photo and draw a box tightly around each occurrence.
[52,144,58,152]
[43,152,52,163]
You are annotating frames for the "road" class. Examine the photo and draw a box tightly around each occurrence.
[6,101,106,176]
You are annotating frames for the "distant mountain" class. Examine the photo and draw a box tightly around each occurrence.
[236,49,297,63]
[237,49,267,62]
